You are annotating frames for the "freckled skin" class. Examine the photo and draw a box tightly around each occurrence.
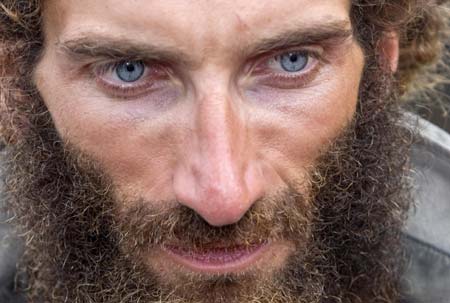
[35,0,365,275]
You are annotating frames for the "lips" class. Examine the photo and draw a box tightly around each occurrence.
[161,242,270,273]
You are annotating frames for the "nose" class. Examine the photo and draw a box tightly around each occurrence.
[173,88,265,227]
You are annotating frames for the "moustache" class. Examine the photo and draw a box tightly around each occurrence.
[113,186,314,254]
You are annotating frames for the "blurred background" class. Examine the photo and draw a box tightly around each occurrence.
[412,43,450,132]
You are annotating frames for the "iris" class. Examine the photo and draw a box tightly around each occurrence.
[279,52,308,72]
[116,60,145,82]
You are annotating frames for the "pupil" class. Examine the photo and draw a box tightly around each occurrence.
[290,54,298,62]
[126,63,135,72]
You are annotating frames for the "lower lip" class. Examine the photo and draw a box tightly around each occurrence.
[162,242,270,274]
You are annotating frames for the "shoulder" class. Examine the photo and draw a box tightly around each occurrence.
[0,222,25,303]
[402,114,450,303]
[0,146,26,303]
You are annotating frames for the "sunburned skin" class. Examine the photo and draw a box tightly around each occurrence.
[36,0,365,277]
[38,0,362,216]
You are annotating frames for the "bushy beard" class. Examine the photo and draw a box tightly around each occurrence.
[2,59,413,303]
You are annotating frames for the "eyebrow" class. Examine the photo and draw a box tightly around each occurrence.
[247,20,353,56]
[58,37,195,66]
[57,20,353,67]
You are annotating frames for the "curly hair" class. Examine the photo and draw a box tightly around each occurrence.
[0,0,448,143]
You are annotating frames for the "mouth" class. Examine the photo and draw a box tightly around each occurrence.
[161,242,270,274]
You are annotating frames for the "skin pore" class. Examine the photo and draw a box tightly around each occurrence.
[3,0,412,302]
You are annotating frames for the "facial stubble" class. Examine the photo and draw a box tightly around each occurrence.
[3,58,412,303]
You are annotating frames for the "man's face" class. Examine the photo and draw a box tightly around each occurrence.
[36,0,361,276]
[7,0,410,302]
[37,0,363,219]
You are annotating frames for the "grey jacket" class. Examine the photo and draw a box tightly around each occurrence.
[402,115,450,303]
[0,115,449,303]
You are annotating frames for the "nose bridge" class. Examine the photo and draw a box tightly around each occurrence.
[193,84,250,224]
[197,87,242,179]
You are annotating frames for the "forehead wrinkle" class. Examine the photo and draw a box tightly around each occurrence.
[43,0,356,68]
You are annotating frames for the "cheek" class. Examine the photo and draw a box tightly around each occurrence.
[250,56,362,181]
[34,51,188,202]
[37,82,185,202]
[72,112,184,201]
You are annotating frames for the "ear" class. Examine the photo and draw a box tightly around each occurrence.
[377,31,399,73]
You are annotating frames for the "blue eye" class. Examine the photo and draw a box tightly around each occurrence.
[116,60,145,82]
[279,52,308,72]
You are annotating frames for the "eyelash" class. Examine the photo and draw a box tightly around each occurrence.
[92,60,170,99]
[251,49,323,89]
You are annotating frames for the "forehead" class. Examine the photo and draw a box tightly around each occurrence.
[43,0,351,55]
